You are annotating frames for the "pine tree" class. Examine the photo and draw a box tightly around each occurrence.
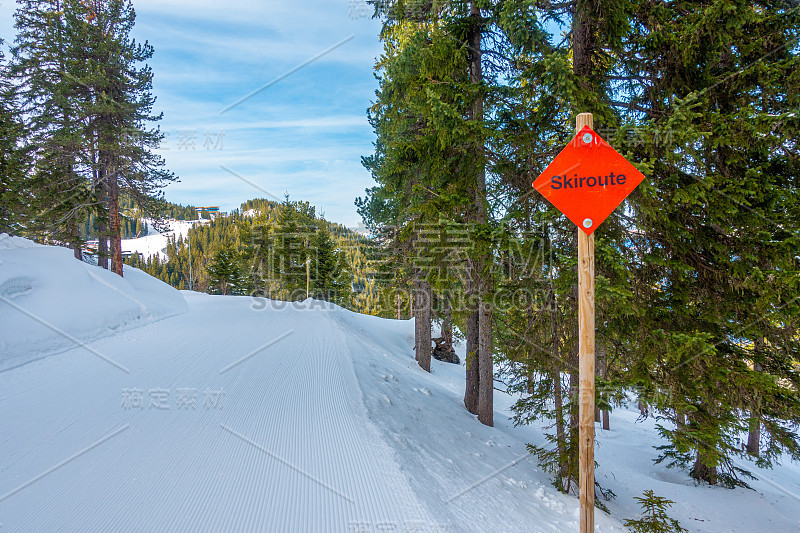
[207,244,244,296]
[0,40,33,236]
[309,220,351,304]
[77,0,174,276]
[271,197,317,301]
[623,490,687,533]
[11,0,90,257]
[619,0,800,486]
[10,0,173,269]
[362,2,500,384]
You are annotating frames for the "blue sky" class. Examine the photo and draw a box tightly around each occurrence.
[0,0,383,227]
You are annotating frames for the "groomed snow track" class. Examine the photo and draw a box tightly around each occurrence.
[0,294,432,532]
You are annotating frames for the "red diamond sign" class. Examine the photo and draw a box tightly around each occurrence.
[533,126,645,235]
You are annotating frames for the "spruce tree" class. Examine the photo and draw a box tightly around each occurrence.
[0,40,33,236]
[309,220,351,304]
[11,0,89,256]
[363,0,503,391]
[619,0,800,486]
[270,199,317,299]
[76,0,173,276]
[207,244,244,296]
[623,490,687,533]
[489,0,632,494]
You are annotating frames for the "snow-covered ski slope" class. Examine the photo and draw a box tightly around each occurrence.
[1,238,798,532]
[121,218,206,261]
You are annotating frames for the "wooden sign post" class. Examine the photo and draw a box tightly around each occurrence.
[532,112,645,533]
[575,113,595,533]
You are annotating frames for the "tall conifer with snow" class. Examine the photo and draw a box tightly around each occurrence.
[361,0,508,420]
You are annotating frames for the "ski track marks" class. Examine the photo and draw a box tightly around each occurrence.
[0,294,433,532]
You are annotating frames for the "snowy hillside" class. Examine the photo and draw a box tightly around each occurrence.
[0,234,187,371]
[121,218,207,261]
[0,239,798,532]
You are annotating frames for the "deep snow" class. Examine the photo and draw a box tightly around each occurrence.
[1,237,798,532]
[0,234,187,371]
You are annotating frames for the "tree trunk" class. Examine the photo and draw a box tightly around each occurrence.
[747,413,761,457]
[467,0,492,427]
[396,292,402,320]
[747,349,763,457]
[70,215,81,260]
[441,295,452,343]
[602,409,610,431]
[416,279,432,372]
[688,409,718,484]
[550,289,568,478]
[108,171,123,277]
[477,298,493,426]
[553,368,568,483]
[98,231,108,268]
[571,0,594,91]
[464,309,480,414]
[597,340,609,429]
[95,166,109,269]
[692,454,718,485]
[434,295,454,352]
[567,368,580,493]
[98,232,108,268]
[638,398,648,418]
[414,280,420,362]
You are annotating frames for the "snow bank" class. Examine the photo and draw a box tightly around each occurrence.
[0,234,187,370]
[326,306,625,531]
[325,303,800,533]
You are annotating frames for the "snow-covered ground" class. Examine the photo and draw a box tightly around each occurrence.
[1,237,798,532]
[121,218,207,261]
[0,234,187,371]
